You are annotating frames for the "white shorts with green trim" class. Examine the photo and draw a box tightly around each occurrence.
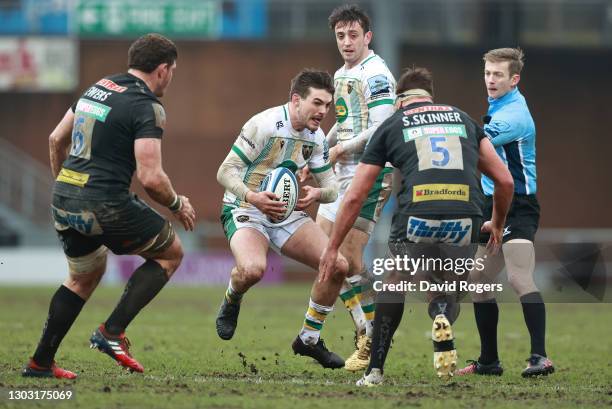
[318,167,393,235]
[221,205,311,253]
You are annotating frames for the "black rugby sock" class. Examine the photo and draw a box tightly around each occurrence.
[367,292,405,374]
[105,260,169,336]
[474,298,499,364]
[520,292,547,357]
[33,285,85,367]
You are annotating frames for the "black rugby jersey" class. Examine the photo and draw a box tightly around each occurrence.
[54,73,165,199]
[361,102,485,236]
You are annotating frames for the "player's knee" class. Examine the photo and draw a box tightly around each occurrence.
[67,246,108,279]
[238,261,266,284]
[507,271,538,296]
[332,255,349,281]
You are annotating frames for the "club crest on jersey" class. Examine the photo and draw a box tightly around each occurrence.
[336,97,348,123]
[302,144,314,161]
[347,81,354,94]
[406,216,472,245]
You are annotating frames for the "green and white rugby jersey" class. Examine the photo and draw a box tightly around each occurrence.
[223,104,331,208]
[334,51,396,187]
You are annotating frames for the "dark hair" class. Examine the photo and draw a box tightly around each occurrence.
[397,67,434,98]
[483,47,525,76]
[328,4,371,33]
[289,69,335,99]
[128,33,178,73]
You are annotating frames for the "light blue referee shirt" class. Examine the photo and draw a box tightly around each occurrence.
[481,87,537,196]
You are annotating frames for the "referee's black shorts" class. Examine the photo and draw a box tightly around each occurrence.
[479,194,540,244]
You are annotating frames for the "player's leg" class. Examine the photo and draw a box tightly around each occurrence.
[23,220,106,379]
[358,267,407,387]
[457,244,505,376]
[503,238,554,376]
[317,215,367,338]
[215,206,270,340]
[280,220,348,369]
[215,227,269,340]
[87,195,181,372]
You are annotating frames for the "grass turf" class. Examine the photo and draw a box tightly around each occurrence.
[0,285,610,408]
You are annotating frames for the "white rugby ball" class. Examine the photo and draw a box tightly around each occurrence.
[259,167,298,223]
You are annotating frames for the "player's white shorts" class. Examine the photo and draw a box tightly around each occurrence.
[221,205,311,252]
[318,167,393,235]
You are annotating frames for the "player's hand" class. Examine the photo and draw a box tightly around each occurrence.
[298,166,313,183]
[319,246,339,283]
[329,145,344,165]
[482,220,502,255]
[174,195,196,231]
[295,186,320,210]
[246,191,286,220]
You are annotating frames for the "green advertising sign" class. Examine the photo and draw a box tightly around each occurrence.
[76,0,220,37]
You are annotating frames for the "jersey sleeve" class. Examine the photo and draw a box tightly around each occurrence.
[230,115,269,166]
[308,132,332,175]
[132,100,165,139]
[363,68,395,110]
[484,115,525,147]
[360,120,391,167]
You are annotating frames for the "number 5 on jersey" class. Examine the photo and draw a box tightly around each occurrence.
[415,135,464,171]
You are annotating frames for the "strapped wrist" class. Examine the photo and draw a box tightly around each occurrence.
[168,194,182,213]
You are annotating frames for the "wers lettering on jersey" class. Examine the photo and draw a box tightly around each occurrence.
[223,104,331,208]
[334,51,396,189]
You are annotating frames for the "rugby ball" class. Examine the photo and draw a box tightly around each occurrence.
[259,167,298,223]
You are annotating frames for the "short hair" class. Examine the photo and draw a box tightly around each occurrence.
[483,47,525,76]
[289,69,335,99]
[397,67,434,98]
[128,33,178,73]
[328,4,371,33]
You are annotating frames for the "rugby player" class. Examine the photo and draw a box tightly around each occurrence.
[319,67,514,385]
[215,69,349,369]
[22,34,195,378]
[301,4,396,372]
[458,48,554,377]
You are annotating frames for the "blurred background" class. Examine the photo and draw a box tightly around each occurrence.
[0,0,610,288]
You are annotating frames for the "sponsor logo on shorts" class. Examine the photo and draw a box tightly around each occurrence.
[52,206,103,235]
[236,215,250,223]
[335,97,348,123]
[407,216,472,245]
[413,184,469,202]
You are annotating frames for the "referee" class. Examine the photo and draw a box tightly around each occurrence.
[458,48,554,378]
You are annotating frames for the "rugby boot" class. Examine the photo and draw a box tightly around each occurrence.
[89,324,144,373]
[291,336,344,369]
[345,333,372,372]
[22,358,77,379]
[215,298,241,340]
[521,354,555,377]
[356,368,384,387]
[432,314,457,381]
[456,359,504,376]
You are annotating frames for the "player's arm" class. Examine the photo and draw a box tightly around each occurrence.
[320,122,390,282]
[135,139,195,231]
[133,101,195,230]
[216,119,284,218]
[49,109,74,178]
[334,103,394,157]
[478,137,514,250]
[319,163,380,282]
